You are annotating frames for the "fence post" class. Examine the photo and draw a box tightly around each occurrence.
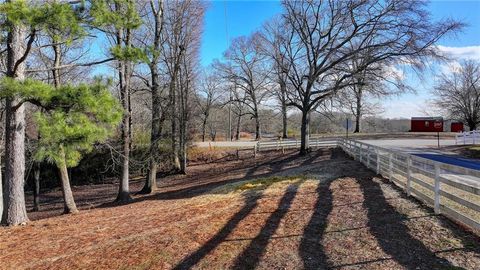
[464,132,466,145]
[389,152,393,180]
[254,144,257,158]
[376,149,380,174]
[434,163,441,214]
[296,138,298,148]
[407,155,412,196]
[474,130,477,145]
[357,143,361,161]
[367,146,371,168]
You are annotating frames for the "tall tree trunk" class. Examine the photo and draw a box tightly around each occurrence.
[141,0,164,194]
[252,92,261,141]
[468,121,477,131]
[2,23,29,226]
[299,110,310,155]
[116,25,132,202]
[178,60,188,174]
[201,117,207,142]
[235,113,242,140]
[170,80,181,171]
[32,163,40,212]
[141,66,162,194]
[282,102,288,139]
[52,42,81,209]
[354,87,362,133]
[280,80,288,139]
[254,114,261,141]
[58,147,78,214]
[0,155,3,220]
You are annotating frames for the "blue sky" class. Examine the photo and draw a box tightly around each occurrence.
[201,0,480,119]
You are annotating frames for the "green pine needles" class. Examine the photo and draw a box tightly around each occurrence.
[0,78,122,168]
[0,0,85,44]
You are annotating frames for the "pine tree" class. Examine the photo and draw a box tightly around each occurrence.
[0,78,122,214]
[0,0,85,225]
[90,0,144,202]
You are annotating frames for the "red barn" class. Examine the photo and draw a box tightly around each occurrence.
[411,117,443,132]
[450,122,464,132]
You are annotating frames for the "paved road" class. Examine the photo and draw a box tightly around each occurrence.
[359,139,457,150]
[360,139,480,171]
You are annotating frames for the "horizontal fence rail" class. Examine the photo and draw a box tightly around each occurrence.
[456,130,480,145]
[339,138,480,233]
[256,138,338,152]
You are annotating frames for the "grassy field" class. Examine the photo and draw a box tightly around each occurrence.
[1,148,479,269]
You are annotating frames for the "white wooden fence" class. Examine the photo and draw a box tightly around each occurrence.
[256,138,337,152]
[455,130,480,145]
[339,138,480,232]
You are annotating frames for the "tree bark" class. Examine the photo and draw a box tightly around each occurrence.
[116,20,132,202]
[281,102,287,139]
[0,155,3,220]
[51,44,78,209]
[33,163,40,212]
[140,0,164,194]
[254,113,261,141]
[354,86,362,133]
[201,117,207,142]
[140,69,162,194]
[58,149,78,214]
[280,80,288,139]
[170,79,181,171]
[468,121,477,131]
[2,22,29,226]
[235,113,242,140]
[299,110,310,155]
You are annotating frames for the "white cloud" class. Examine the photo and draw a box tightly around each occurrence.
[436,45,480,61]
[435,45,480,75]
[381,100,428,119]
[440,60,462,74]
[384,65,406,80]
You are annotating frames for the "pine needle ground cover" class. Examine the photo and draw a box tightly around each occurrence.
[1,149,479,269]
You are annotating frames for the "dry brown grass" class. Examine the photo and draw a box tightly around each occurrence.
[1,148,479,270]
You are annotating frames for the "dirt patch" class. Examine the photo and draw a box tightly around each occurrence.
[1,148,479,269]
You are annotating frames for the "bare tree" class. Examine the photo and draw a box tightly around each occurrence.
[136,0,165,194]
[433,60,480,131]
[196,69,222,142]
[335,49,407,133]
[162,0,204,173]
[280,0,462,154]
[260,18,290,138]
[217,34,270,140]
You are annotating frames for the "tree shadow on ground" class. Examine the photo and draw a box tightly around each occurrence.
[299,178,333,269]
[231,182,301,269]
[357,175,454,269]
[172,191,263,270]
[375,177,480,259]
[98,148,346,209]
